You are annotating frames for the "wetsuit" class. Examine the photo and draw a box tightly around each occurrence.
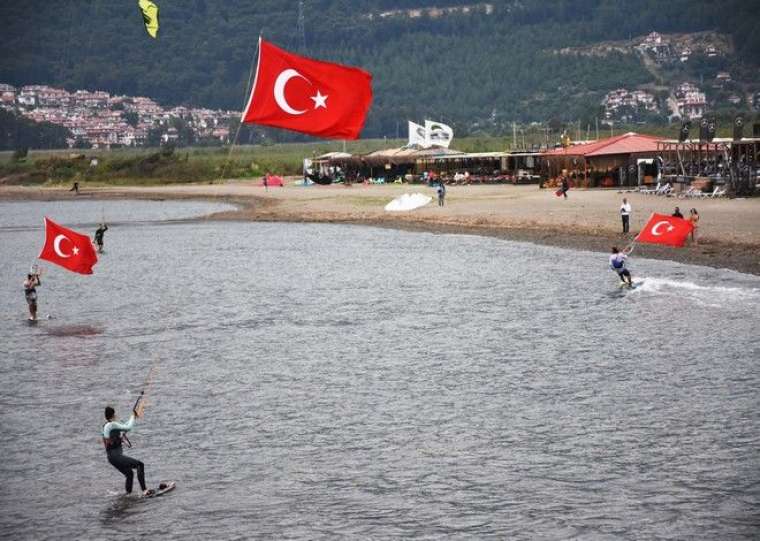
[94,225,108,252]
[102,414,146,493]
[609,253,632,284]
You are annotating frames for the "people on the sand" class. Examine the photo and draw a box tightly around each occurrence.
[560,177,569,199]
[620,197,631,233]
[609,246,633,286]
[23,269,41,321]
[689,208,700,244]
[436,181,446,207]
[69,181,79,194]
[102,403,153,496]
[672,207,684,219]
[94,223,108,254]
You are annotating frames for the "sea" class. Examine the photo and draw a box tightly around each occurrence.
[1,199,759,540]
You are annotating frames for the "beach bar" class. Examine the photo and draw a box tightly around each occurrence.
[542,132,664,188]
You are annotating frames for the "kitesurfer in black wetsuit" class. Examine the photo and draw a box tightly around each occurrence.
[102,405,153,496]
[94,224,108,253]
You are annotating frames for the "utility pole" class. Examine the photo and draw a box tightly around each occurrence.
[595,117,599,140]
[512,122,517,150]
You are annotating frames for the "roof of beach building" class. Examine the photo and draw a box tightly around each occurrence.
[543,132,664,158]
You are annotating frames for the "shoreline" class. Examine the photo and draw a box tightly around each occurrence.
[2,183,759,276]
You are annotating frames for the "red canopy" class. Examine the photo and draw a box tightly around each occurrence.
[543,132,664,157]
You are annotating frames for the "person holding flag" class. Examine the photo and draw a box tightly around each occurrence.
[23,266,42,321]
[609,246,633,287]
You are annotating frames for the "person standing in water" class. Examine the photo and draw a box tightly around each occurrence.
[102,402,153,496]
[609,246,633,287]
[23,268,41,321]
[94,223,108,254]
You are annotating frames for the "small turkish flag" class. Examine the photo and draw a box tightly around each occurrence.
[241,38,373,140]
[635,213,694,247]
[38,217,98,274]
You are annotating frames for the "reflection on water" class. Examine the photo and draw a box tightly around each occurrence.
[1,201,759,540]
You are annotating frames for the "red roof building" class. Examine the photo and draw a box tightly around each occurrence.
[543,132,665,187]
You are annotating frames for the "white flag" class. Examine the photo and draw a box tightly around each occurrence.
[408,121,428,147]
[425,119,454,148]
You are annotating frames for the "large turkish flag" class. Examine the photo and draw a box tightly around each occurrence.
[241,38,373,140]
[635,213,694,247]
[38,217,98,274]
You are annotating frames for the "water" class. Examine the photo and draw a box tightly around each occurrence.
[1,200,759,539]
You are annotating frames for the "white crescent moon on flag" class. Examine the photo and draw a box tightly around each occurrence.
[53,234,72,258]
[274,69,309,115]
[650,221,670,236]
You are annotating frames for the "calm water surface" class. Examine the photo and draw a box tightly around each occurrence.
[1,200,759,539]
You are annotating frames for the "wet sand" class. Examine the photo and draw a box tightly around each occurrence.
[2,182,759,275]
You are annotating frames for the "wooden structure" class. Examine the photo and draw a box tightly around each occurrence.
[542,132,664,188]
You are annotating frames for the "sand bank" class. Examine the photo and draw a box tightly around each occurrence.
[2,182,759,275]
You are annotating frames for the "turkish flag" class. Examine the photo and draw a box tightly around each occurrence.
[635,213,694,247]
[241,38,373,140]
[38,217,98,274]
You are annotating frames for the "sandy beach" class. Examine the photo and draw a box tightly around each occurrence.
[2,182,759,275]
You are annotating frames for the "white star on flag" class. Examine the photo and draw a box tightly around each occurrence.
[310,90,328,109]
[73,247,80,255]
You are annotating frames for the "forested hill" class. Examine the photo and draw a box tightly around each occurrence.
[1,0,759,138]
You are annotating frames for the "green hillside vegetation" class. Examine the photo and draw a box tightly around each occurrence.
[1,0,759,141]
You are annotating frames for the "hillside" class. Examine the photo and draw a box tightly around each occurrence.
[1,0,759,140]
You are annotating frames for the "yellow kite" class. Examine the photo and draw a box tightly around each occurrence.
[138,0,159,39]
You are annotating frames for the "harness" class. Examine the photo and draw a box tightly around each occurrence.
[102,423,131,451]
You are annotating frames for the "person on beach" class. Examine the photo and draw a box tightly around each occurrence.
[620,198,631,233]
[94,223,108,254]
[263,172,269,191]
[689,208,700,244]
[672,207,684,219]
[609,246,633,287]
[560,177,569,199]
[69,181,79,195]
[436,181,446,207]
[23,269,41,321]
[103,403,153,496]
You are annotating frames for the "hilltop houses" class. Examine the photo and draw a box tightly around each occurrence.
[2,83,238,149]
[675,82,707,120]
[602,89,658,121]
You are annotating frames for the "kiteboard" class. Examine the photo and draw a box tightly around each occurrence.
[144,481,176,498]
[618,280,643,290]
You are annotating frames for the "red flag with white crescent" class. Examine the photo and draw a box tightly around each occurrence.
[38,217,98,274]
[635,213,694,247]
[241,38,373,140]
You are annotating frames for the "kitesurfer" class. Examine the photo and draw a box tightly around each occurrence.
[23,270,41,321]
[609,246,633,286]
[94,223,108,253]
[102,404,153,496]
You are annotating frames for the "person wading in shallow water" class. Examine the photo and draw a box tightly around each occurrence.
[102,402,153,496]
[23,268,41,321]
[94,223,108,254]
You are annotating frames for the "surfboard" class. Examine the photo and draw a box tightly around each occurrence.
[144,481,176,498]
